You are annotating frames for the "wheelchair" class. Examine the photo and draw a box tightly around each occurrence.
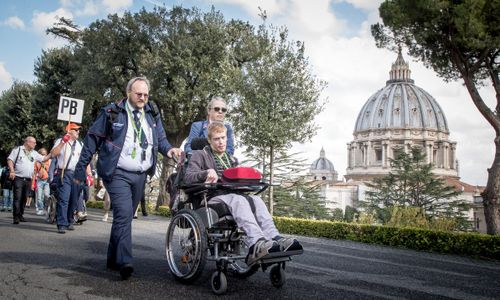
[165,159,303,295]
[45,179,58,224]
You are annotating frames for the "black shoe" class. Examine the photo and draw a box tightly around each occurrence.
[120,264,134,280]
[107,260,120,271]
[19,216,27,222]
[67,224,75,231]
[13,218,19,224]
[57,226,66,234]
[142,213,148,217]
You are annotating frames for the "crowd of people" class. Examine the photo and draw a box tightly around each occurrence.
[0,76,301,281]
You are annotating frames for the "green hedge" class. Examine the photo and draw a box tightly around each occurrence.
[85,202,499,260]
[273,216,500,260]
[86,200,171,217]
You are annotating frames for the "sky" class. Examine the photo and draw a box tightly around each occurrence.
[0,0,495,186]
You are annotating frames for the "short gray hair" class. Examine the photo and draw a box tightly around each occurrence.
[207,96,226,111]
[126,76,151,93]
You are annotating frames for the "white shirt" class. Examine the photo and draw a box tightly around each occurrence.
[52,139,83,171]
[7,145,44,178]
[117,101,154,172]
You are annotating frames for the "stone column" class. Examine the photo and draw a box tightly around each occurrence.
[425,141,433,164]
[443,142,449,169]
[382,141,388,168]
[365,141,371,167]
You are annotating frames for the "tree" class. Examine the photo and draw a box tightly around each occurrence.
[0,82,37,155]
[232,19,326,214]
[273,178,332,220]
[371,0,500,234]
[365,148,467,225]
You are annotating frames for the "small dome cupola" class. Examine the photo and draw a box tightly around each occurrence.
[309,148,339,182]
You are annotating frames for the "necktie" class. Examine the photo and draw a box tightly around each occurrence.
[132,110,146,147]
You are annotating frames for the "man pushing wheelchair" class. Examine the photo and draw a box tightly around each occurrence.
[183,121,303,266]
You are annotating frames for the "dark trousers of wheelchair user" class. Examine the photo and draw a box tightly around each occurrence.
[104,168,147,280]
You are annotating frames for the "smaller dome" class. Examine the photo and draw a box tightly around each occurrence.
[310,148,335,172]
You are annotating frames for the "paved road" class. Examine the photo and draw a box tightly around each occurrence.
[1,208,499,299]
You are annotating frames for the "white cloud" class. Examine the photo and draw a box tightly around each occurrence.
[341,0,383,11]
[3,16,26,29]
[76,1,99,16]
[59,0,75,6]
[102,0,133,13]
[32,8,74,49]
[206,0,287,19]
[0,62,13,92]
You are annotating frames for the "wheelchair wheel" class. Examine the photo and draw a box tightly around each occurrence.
[270,264,286,288]
[45,195,57,224]
[165,209,207,283]
[211,271,228,295]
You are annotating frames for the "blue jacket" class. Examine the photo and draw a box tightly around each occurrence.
[184,120,234,155]
[74,99,173,182]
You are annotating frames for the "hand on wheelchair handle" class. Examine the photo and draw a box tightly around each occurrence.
[167,148,183,160]
[205,169,218,183]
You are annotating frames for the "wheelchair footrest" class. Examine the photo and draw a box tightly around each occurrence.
[249,249,304,267]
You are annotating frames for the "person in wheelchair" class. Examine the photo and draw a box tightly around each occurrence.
[184,122,302,266]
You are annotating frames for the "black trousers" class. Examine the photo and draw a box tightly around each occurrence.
[133,194,147,215]
[13,177,32,220]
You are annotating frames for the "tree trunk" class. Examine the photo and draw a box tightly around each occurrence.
[481,137,500,234]
[269,145,275,215]
[156,156,173,209]
[459,72,500,234]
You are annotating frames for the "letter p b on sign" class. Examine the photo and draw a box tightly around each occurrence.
[58,96,85,123]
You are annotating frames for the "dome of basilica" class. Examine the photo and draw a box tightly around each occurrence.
[345,51,458,181]
[354,52,449,133]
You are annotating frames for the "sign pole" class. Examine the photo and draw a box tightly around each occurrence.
[60,116,71,184]
[56,95,85,183]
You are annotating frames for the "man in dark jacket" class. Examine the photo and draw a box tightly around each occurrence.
[184,122,302,266]
[74,76,182,280]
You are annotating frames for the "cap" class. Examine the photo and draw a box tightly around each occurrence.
[66,123,81,133]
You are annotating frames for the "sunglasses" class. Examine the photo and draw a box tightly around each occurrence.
[212,107,227,113]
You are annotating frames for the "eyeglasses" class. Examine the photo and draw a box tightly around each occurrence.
[134,92,149,99]
[212,107,227,113]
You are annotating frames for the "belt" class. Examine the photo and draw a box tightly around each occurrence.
[117,168,147,175]
[15,176,32,181]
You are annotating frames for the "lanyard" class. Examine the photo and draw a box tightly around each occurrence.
[23,148,33,162]
[126,103,146,160]
[215,152,231,169]
[126,103,145,146]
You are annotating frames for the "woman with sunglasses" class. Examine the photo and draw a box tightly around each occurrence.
[184,96,235,154]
